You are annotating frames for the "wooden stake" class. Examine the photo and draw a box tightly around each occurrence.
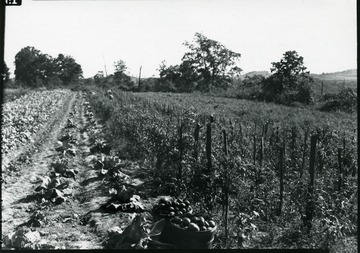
[253,135,256,165]
[193,123,200,161]
[305,134,318,232]
[206,123,212,172]
[291,126,296,151]
[178,123,183,191]
[223,129,228,156]
[309,135,317,188]
[300,130,309,178]
[260,136,264,166]
[291,126,296,166]
[222,129,229,241]
[278,142,285,216]
[337,148,343,191]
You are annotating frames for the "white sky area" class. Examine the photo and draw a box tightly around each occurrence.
[4,0,357,78]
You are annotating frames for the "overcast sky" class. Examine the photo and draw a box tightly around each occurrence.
[4,0,357,78]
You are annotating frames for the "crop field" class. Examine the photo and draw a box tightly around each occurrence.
[133,91,357,133]
[1,87,357,251]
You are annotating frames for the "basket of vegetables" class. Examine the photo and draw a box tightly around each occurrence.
[160,213,217,249]
[152,196,193,222]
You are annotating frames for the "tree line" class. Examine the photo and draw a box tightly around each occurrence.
[90,32,314,107]
[89,32,243,93]
[148,33,314,106]
[3,32,353,111]
[2,46,83,87]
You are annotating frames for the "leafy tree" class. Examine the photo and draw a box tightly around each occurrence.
[157,61,181,92]
[176,60,200,92]
[113,60,135,91]
[14,46,51,86]
[158,61,181,83]
[114,59,127,74]
[14,47,83,87]
[262,50,314,104]
[157,60,199,92]
[54,54,83,85]
[182,32,242,92]
[2,61,10,83]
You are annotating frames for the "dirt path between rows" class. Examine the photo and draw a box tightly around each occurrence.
[1,91,105,249]
[2,90,155,249]
[2,92,76,234]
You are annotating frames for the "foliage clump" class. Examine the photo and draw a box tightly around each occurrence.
[320,87,357,113]
[261,51,314,105]
[14,46,83,87]
[91,60,136,92]
[235,75,264,100]
[157,33,242,93]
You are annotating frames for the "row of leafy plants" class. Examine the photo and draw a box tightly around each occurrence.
[1,89,72,156]
[84,86,357,250]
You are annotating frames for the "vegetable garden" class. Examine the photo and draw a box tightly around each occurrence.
[86,87,357,249]
[1,87,357,250]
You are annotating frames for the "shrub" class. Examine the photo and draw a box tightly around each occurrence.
[320,88,357,113]
[261,74,314,105]
[138,78,158,92]
[235,75,265,100]
[261,51,314,106]
[236,84,263,100]
[243,75,265,88]
[294,76,314,104]
[261,74,282,102]
[154,80,176,92]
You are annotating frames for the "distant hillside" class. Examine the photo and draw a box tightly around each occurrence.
[311,69,357,80]
[238,69,357,81]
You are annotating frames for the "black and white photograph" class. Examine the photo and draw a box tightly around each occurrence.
[1,0,357,251]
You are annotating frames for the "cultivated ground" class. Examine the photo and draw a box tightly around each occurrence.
[1,90,154,249]
[1,88,357,251]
